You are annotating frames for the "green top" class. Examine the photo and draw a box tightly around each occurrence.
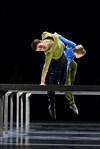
[41,31,65,72]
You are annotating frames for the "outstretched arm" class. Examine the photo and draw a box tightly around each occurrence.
[54,32,76,47]
[40,70,47,85]
[40,53,52,85]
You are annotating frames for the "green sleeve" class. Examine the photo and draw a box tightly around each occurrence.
[42,52,52,72]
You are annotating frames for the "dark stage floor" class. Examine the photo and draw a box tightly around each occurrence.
[0,122,100,149]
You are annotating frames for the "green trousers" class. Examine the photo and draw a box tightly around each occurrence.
[65,60,78,105]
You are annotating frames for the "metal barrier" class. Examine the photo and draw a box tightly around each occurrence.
[0,84,100,137]
[0,95,3,137]
[3,91,31,135]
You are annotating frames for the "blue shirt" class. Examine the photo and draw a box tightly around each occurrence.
[54,32,76,66]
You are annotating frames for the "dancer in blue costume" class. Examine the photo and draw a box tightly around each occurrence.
[54,32,86,115]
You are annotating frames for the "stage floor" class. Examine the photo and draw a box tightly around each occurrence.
[0,122,100,149]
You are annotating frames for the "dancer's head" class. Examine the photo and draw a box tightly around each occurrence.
[73,44,86,58]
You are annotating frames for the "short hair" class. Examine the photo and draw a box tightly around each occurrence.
[31,39,41,51]
[74,44,86,55]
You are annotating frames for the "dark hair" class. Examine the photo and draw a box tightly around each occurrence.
[31,39,41,51]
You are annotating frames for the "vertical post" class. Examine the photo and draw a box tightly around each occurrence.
[4,91,12,133]
[20,93,24,129]
[16,92,20,130]
[0,96,3,137]
[10,93,15,131]
[16,92,24,130]
[25,93,31,128]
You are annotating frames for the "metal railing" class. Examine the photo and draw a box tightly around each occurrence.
[0,84,100,137]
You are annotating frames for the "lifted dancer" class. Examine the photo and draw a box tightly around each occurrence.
[54,32,86,115]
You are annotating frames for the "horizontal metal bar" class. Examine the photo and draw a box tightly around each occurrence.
[0,84,100,92]
[4,91,100,95]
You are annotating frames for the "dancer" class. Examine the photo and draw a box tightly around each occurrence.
[54,32,86,115]
[31,31,68,119]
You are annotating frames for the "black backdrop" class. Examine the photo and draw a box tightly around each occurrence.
[1,1,100,122]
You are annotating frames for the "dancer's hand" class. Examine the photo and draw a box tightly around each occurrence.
[40,83,46,85]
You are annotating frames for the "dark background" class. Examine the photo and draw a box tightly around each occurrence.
[0,1,100,122]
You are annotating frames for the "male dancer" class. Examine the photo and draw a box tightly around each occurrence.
[31,31,68,119]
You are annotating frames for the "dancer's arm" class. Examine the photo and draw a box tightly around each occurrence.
[54,32,76,47]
